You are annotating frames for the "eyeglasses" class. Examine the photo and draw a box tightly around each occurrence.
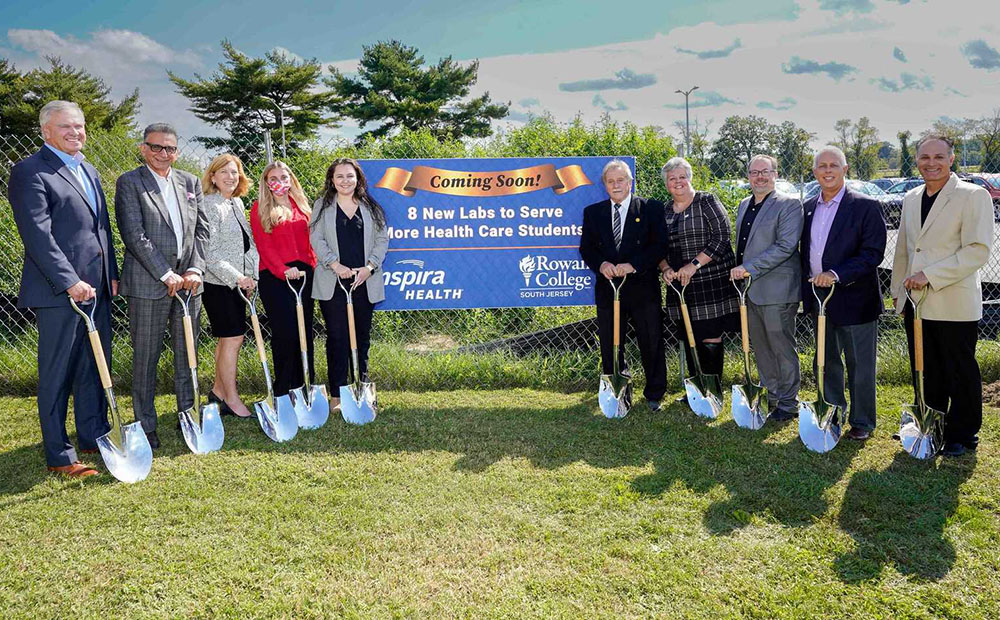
[144,142,178,155]
[748,169,773,177]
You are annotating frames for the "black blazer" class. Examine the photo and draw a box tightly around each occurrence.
[579,195,665,307]
[8,146,118,308]
[800,187,886,325]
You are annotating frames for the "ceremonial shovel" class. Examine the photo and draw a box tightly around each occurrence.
[899,288,945,459]
[731,275,767,429]
[175,290,225,454]
[69,296,152,483]
[337,277,377,425]
[285,275,329,429]
[798,283,846,453]
[237,286,298,442]
[669,280,723,419]
[598,275,632,418]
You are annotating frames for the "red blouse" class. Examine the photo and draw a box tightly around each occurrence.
[250,198,317,278]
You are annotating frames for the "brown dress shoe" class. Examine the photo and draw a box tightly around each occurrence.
[847,427,871,441]
[80,448,99,454]
[48,462,100,478]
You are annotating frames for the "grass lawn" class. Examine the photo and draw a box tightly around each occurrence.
[1,388,998,618]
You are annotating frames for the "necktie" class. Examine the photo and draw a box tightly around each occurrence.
[613,203,622,250]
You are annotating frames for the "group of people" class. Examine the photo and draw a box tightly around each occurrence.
[581,136,993,458]
[10,101,388,478]
[9,99,994,479]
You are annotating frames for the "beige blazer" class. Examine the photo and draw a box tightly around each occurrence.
[890,173,994,321]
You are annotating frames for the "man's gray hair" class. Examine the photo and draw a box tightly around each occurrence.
[39,100,84,128]
[661,156,693,180]
[813,145,848,168]
[601,159,633,183]
[915,133,955,156]
[748,154,778,173]
[143,123,178,140]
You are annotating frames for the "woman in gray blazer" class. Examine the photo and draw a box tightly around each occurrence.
[310,158,389,408]
[201,154,259,418]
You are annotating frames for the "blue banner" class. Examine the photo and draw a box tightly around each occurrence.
[362,156,635,310]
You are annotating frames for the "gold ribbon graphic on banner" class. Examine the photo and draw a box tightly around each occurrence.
[375,164,592,197]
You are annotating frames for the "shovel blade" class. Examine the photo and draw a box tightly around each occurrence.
[798,400,845,453]
[731,384,766,430]
[96,421,152,483]
[255,399,298,442]
[899,404,945,460]
[179,404,224,454]
[685,376,722,419]
[291,385,330,429]
[598,373,632,419]
[340,382,377,425]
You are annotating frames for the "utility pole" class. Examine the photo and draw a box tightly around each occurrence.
[674,86,699,158]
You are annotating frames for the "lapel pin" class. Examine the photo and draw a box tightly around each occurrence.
[635,217,640,222]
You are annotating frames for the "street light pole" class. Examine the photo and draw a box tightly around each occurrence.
[674,86,699,158]
[259,95,286,159]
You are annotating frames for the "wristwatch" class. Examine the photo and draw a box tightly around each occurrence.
[690,258,701,269]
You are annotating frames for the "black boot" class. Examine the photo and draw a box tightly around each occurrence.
[698,342,725,378]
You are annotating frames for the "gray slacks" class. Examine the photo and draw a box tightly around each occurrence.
[127,293,201,432]
[747,301,800,414]
[813,315,878,432]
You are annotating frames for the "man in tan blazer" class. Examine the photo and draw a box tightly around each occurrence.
[891,134,994,456]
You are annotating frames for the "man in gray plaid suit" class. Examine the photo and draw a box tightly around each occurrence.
[115,123,209,449]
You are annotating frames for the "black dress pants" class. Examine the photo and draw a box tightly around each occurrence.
[904,304,982,446]
[258,263,315,396]
[319,281,374,390]
[596,295,667,401]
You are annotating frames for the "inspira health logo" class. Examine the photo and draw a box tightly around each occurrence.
[382,259,463,301]
[517,254,592,299]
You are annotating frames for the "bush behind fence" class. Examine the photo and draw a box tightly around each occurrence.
[3,119,1000,396]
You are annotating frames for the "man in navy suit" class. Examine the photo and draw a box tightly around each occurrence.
[800,146,886,440]
[8,100,119,477]
[579,159,667,409]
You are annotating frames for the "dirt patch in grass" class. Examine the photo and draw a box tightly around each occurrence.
[405,333,458,353]
[984,381,1000,407]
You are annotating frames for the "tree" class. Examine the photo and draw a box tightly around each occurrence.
[672,117,712,163]
[169,40,339,160]
[326,40,508,142]
[968,109,1000,173]
[898,131,913,177]
[833,117,880,180]
[709,115,771,178]
[0,57,139,140]
[767,120,815,182]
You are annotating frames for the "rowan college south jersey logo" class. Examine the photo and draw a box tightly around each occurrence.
[518,254,592,299]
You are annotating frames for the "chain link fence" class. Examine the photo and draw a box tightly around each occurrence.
[2,125,999,396]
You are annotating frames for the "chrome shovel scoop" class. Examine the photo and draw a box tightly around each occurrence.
[731,275,767,429]
[337,276,377,425]
[598,275,632,419]
[69,296,152,483]
[286,275,329,429]
[669,280,723,419]
[238,286,298,442]
[175,290,224,454]
[798,282,846,453]
[899,288,945,459]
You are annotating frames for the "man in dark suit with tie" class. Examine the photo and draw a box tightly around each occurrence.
[579,159,667,409]
[115,123,208,449]
[9,100,118,477]
[800,146,886,440]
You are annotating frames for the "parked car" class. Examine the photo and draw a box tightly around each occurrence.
[870,177,902,191]
[885,178,924,195]
[958,173,1000,205]
[802,179,903,228]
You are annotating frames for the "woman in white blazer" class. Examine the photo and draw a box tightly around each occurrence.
[309,158,389,408]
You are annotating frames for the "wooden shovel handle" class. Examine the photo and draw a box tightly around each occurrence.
[296,303,307,352]
[88,330,113,389]
[250,312,268,365]
[680,303,696,348]
[816,315,826,370]
[739,305,750,354]
[347,301,358,350]
[612,299,620,347]
[182,315,197,370]
[913,317,924,373]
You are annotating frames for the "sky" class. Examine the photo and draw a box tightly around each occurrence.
[2,0,998,147]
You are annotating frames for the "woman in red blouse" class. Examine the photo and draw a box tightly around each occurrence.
[250,161,318,397]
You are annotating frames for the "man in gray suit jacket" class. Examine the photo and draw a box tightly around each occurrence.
[9,101,118,477]
[731,155,804,420]
[115,123,208,449]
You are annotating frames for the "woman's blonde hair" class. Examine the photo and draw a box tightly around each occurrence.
[257,161,310,232]
[202,153,250,197]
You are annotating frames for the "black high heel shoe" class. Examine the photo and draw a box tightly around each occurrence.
[208,390,237,417]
